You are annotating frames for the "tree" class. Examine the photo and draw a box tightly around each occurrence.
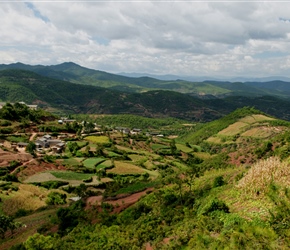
[46,192,67,205]
[26,142,36,155]
[170,139,177,155]
[0,214,21,239]
[25,233,53,250]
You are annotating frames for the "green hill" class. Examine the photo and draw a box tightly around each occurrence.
[2,62,290,98]
[1,69,290,122]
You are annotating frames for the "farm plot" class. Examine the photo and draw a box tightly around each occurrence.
[128,154,147,162]
[96,160,113,170]
[50,171,96,180]
[241,126,274,138]
[1,184,49,216]
[85,135,110,144]
[60,157,84,167]
[83,158,106,169]
[23,171,100,186]
[151,143,169,151]
[176,143,193,153]
[218,121,248,136]
[107,161,146,175]
[239,114,274,124]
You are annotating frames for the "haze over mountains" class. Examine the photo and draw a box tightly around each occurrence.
[1,62,290,121]
[119,72,290,83]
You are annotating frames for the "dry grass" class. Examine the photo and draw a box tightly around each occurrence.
[85,135,110,144]
[206,136,222,144]
[218,121,248,136]
[2,184,48,216]
[239,114,274,124]
[237,157,290,196]
[107,161,146,175]
[241,126,273,138]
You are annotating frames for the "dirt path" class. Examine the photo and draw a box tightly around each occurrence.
[29,132,37,142]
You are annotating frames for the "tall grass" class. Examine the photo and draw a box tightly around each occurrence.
[237,157,290,196]
[2,184,48,216]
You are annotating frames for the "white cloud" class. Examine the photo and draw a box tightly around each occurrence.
[1,1,290,77]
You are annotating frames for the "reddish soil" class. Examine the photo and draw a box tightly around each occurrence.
[86,188,153,214]
[0,148,33,167]
[17,161,67,180]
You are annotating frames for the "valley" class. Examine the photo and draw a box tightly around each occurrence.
[1,103,290,249]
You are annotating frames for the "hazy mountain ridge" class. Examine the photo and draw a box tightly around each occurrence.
[1,62,290,98]
[1,63,290,121]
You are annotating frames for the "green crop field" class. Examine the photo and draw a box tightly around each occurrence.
[176,143,193,153]
[96,160,113,170]
[61,158,83,167]
[113,181,160,195]
[106,150,122,157]
[85,135,110,144]
[151,143,169,150]
[50,171,95,180]
[76,141,89,148]
[83,158,106,169]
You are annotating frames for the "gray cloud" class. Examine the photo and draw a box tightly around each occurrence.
[1,1,290,77]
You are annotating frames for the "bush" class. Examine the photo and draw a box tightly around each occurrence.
[213,176,225,188]
[83,176,93,183]
[201,198,229,215]
[33,181,69,190]
[46,192,67,205]
[15,209,31,218]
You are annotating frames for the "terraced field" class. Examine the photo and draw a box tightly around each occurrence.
[107,161,146,175]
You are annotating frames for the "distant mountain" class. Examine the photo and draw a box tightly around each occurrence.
[119,72,290,83]
[1,62,290,98]
[1,69,290,121]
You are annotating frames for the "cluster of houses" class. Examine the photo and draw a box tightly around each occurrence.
[114,127,164,137]
[114,127,142,135]
[35,134,65,153]
[1,134,66,154]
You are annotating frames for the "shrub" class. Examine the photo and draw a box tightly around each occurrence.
[83,176,93,183]
[46,192,67,205]
[201,198,229,215]
[213,176,225,188]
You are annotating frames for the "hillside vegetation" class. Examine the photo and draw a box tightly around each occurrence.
[2,107,290,249]
[1,69,290,122]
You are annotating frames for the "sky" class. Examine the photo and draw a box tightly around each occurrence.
[1,1,290,78]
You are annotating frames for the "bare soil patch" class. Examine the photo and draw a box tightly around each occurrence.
[0,148,32,166]
[86,188,153,214]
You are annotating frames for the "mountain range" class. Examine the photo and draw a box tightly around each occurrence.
[1,62,290,121]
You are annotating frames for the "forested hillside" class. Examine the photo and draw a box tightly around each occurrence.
[2,62,290,98]
[1,69,290,122]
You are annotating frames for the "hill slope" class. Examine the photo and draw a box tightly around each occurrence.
[2,62,290,98]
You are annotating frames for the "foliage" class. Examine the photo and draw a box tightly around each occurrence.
[183,107,264,144]
[25,141,36,155]
[201,198,230,215]
[24,233,54,250]
[46,191,67,205]
[213,176,225,188]
[0,214,21,239]
[32,180,69,190]
[56,200,86,235]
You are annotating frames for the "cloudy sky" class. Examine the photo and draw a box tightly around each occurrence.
[1,1,290,78]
